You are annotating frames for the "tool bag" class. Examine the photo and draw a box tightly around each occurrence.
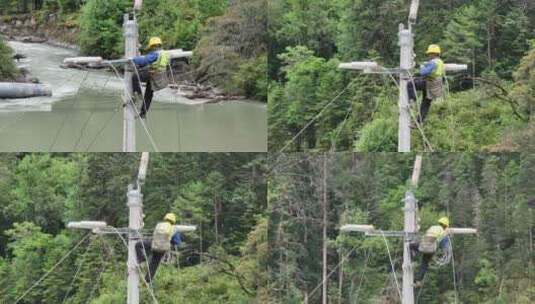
[418,236,437,254]
[426,77,443,100]
[149,70,169,91]
[151,222,172,252]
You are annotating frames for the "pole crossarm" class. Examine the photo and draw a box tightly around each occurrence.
[66,223,197,235]
[340,227,476,238]
[63,50,193,67]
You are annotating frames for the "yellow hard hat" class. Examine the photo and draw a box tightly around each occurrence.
[148,37,162,49]
[426,44,441,55]
[164,213,176,224]
[438,217,449,227]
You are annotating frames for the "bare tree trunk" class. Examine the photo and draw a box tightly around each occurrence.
[338,251,344,304]
[199,223,203,265]
[214,194,220,244]
[472,49,476,90]
[322,154,328,304]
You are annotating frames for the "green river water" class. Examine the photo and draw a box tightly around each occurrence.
[0,41,267,152]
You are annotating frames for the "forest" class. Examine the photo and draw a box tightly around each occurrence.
[0,0,267,100]
[268,153,534,303]
[0,153,268,303]
[268,0,535,151]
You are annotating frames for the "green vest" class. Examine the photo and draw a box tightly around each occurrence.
[152,50,169,72]
[428,58,445,80]
[425,225,446,243]
[151,221,174,252]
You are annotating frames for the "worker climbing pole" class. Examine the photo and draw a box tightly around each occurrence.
[67,152,196,304]
[62,0,192,152]
[338,0,467,152]
[340,155,478,304]
[407,44,446,127]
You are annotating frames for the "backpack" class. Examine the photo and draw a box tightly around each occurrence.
[151,222,173,252]
[418,235,437,254]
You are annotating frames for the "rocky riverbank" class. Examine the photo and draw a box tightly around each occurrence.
[0,13,78,50]
[0,14,248,103]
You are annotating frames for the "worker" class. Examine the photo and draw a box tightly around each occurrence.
[407,44,445,126]
[131,36,170,119]
[135,213,181,283]
[410,217,452,288]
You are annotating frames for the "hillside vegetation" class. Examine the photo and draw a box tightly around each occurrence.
[268,153,534,303]
[0,153,268,303]
[0,0,267,100]
[268,0,535,151]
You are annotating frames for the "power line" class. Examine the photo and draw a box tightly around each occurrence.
[278,79,356,153]
[48,70,90,152]
[61,236,95,303]
[73,73,114,151]
[381,231,402,300]
[14,233,91,304]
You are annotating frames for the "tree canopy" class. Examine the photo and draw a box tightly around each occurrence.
[0,153,268,303]
[268,0,535,151]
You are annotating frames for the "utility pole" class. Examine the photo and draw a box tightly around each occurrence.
[122,13,138,152]
[398,24,413,152]
[67,152,196,304]
[340,155,477,303]
[338,0,467,152]
[126,152,149,304]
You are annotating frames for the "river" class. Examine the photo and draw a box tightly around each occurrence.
[0,41,267,152]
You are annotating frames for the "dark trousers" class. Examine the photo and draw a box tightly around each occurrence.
[410,242,434,282]
[132,68,154,118]
[407,79,433,123]
[135,240,165,283]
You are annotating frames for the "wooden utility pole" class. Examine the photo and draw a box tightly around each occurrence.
[338,0,466,152]
[340,155,477,304]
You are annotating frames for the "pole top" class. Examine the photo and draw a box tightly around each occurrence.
[134,0,143,10]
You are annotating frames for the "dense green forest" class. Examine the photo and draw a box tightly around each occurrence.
[268,0,535,151]
[0,0,267,100]
[268,153,534,303]
[0,153,268,303]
